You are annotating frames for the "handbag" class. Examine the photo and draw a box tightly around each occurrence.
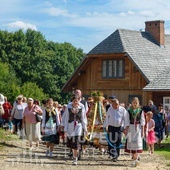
[33,104,42,122]
[35,113,42,122]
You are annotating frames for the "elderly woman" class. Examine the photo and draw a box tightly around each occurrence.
[11,95,26,135]
[22,98,43,150]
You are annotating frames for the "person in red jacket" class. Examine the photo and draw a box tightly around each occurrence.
[2,96,12,125]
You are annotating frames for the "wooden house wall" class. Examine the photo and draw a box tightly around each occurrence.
[74,54,152,106]
[153,92,170,107]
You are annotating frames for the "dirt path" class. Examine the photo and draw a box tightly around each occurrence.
[0,139,169,170]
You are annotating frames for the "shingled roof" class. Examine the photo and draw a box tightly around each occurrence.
[88,29,170,91]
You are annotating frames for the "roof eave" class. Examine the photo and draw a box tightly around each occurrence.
[126,53,150,83]
[61,56,89,92]
[143,88,170,91]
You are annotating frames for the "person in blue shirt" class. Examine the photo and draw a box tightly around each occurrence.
[153,104,165,148]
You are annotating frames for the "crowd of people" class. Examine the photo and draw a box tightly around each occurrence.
[0,91,170,167]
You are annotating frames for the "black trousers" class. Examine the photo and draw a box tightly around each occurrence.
[108,125,122,158]
[13,118,22,133]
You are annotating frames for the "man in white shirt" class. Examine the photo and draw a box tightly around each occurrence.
[105,98,127,161]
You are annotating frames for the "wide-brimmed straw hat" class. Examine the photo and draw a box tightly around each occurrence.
[16,95,23,100]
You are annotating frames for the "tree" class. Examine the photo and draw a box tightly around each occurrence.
[20,82,48,101]
[0,62,21,102]
[0,29,85,103]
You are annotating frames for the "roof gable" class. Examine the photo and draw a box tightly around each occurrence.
[62,28,170,92]
[88,29,125,54]
[88,29,170,85]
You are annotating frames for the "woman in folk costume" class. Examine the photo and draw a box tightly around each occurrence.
[42,98,60,157]
[64,95,87,165]
[124,97,145,167]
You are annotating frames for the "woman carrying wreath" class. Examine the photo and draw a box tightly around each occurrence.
[124,97,145,167]
[22,98,43,150]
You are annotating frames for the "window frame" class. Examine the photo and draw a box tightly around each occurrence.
[102,59,125,78]
[163,97,170,113]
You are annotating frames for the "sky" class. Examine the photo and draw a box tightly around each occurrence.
[1,0,170,53]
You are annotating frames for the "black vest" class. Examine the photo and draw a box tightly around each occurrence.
[45,109,56,124]
[68,108,82,123]
[128,109,142,124]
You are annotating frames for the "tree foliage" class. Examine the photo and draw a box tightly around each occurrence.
[20,82,48,101]
[0,29,85,103]
[0,62,21,101]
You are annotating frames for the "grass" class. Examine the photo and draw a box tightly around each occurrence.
[154,137,170,166]
[0,128,19,150]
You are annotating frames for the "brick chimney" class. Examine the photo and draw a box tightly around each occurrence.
[145,20,165,46]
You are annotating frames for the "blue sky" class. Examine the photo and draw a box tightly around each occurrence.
[1,0,170,53]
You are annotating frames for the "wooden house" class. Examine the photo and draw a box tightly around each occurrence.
[62,20,170,111]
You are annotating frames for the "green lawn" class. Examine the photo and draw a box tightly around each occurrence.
[154,137,170,166]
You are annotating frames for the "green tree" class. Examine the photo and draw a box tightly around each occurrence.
[20,82,48,101]
[0,29,85,104]
[0,62,21,102]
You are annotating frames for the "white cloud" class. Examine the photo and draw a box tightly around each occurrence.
[66,11,142,31]
[8,21,37,31]
[43,7,76,18]
[44,1,53,6]
[41,1,170,33]
[1,0,170,53]
[86,12,113,17]
[127,10,134,15]
[119,12,126,17]
[139,11,157,17]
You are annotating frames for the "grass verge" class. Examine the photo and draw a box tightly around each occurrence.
[0,128,19,149]
[154,137,170,166]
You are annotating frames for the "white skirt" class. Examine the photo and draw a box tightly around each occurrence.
[126,124,143,151]
[25,122,41,142]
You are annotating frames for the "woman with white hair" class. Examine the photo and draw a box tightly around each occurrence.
[22,98,43,150]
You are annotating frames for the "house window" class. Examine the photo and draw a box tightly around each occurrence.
[163,97,170,113]
[102,59,124,78]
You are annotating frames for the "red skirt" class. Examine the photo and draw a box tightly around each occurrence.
[146,131,156,144]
